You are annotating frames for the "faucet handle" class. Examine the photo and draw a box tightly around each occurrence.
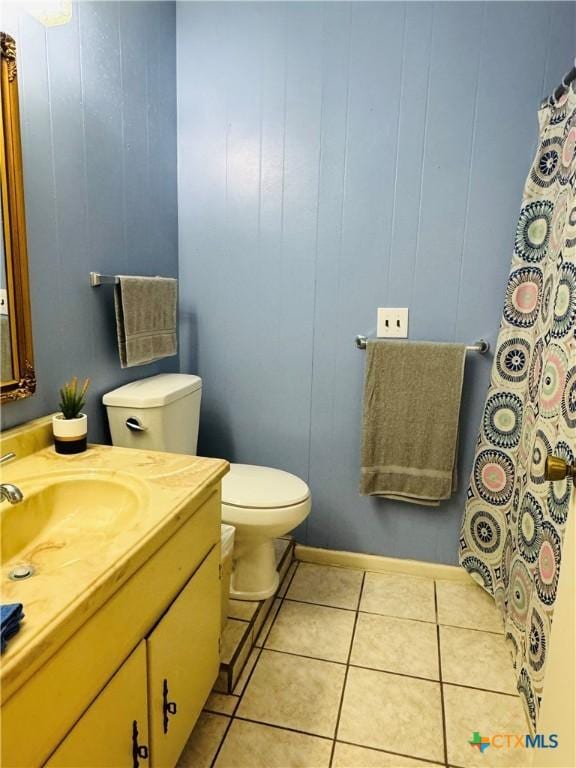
[0,452,16,465]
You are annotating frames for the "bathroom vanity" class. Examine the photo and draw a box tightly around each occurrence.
[0,416,228,768]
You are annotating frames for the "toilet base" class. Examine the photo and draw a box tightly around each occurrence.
[230,538,280,601]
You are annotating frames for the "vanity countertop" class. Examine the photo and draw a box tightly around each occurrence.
[0,434,228,702]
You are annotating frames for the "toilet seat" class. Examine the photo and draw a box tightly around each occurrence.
[222,464,310,510]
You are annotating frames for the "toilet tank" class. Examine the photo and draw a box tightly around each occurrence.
[103,374,202,455]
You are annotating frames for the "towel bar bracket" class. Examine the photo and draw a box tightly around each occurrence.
[355,334,489,354]
[90,272,119,287]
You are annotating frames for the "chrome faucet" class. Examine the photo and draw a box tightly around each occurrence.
[0,452,24,504]
[0,484,23,504]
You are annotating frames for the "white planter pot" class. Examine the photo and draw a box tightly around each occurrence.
[52,413,88,454]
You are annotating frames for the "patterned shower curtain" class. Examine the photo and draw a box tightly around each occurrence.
[459,81,576,730]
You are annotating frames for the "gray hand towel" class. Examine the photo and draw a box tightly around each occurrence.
[114,276,177,368]
[360,340,466,505]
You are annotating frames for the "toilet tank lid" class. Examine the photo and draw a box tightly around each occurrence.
[102,374,202,408]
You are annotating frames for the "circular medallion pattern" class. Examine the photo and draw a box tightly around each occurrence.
[528,606,547,674]
[534,522,561,606]
[529,428,552,486]
[561,366,576,430]
[509,558,533,629]
[503,267,543,328]
[514,200,553,262]
[529,137,562,188]
[482,392,523,449]
[517,492,544,563]
[540,345,568,418]
[473,449,515,506]
[547,441,573,525]
[494,332,531,388]
[469,505,504,560]
[460,556,493,591]
[528,340,544,403]
[551,262,576,338]
[528,608,546,672]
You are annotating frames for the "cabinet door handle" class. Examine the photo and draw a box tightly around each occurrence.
[132,720,149,768]
[162,678,178,734]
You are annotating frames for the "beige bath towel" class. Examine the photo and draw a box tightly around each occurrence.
[360,340,466,505]
[114,276,177,368]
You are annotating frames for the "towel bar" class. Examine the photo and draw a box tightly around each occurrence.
[355,335,489,354]
[89,272,169,287]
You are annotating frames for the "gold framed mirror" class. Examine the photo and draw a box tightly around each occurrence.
[1,32,35,403]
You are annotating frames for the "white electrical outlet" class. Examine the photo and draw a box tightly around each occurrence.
[377,307,409,338]
[0,289,7,316]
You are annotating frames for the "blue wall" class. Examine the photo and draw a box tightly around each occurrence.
[177,1,575,564]
[1,1,178,442]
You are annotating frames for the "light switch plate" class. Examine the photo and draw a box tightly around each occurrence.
[377,307,409,338]
[0,289,7,316]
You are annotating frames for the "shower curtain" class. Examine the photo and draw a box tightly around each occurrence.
[460,82,576,730]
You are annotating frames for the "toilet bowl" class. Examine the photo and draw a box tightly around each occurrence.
[103,374,311,602]
[221,464,311,600]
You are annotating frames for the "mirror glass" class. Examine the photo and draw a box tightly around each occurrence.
[1,31,35,403]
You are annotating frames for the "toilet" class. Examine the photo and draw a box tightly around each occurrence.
[103,373,311,600]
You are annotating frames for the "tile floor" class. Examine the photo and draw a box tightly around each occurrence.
[178,562,529,768]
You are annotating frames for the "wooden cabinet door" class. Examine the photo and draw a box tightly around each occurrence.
[147,545,220,768]
[46,642,149,768]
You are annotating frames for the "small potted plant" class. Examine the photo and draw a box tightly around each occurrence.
[52,377,90,454]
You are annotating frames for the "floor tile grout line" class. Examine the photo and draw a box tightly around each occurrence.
[208,702,236,767]
[336,738,450,767]
[328,571,366,768]
[435,582,449,767]
[233,714,334,743]
[441,681,520,699]
[282,596,360,614]
[282,597,505,635]
[209,555,300,767]
[432,620,505,637]
[231,643,519,698]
